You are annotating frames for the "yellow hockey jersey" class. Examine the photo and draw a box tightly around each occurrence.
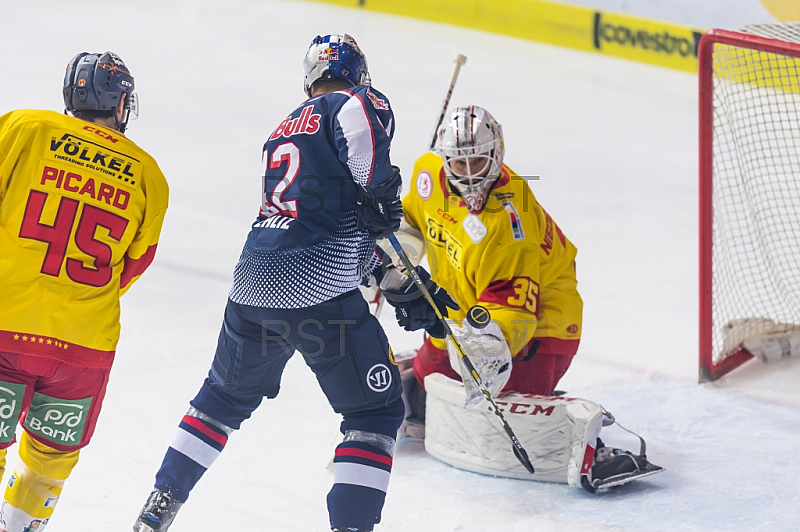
[0,110,169,368]
[403,152,582,357]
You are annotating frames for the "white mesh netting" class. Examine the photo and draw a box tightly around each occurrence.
[711,23,800,363]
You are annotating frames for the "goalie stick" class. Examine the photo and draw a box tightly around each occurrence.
[387,235,535,474]
[429,53,468,150]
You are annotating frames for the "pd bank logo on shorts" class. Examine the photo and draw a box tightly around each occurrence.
[0,383,26,444]
[24,393,93,447]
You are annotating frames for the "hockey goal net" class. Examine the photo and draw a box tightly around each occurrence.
[699,24,800,381]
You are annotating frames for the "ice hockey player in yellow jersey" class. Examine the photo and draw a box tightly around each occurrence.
[394,105,663,492]
[0,51,168,530]
[400,105,582,397]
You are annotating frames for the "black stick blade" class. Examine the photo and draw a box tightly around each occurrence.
[513,444,535,474]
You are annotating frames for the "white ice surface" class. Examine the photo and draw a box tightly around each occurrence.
[1,1,799,530]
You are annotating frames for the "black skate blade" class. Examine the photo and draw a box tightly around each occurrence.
[592,463,665,490]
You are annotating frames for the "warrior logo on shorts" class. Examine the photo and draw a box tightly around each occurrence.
[366,364,392,392]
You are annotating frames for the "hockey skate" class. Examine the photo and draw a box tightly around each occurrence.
[582,436,664,492]
[133,489,183,532]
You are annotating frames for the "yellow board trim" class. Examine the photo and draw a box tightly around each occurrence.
[310,0,705,72]
[714,43,800,94]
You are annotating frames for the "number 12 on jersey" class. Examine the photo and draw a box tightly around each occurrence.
[261,142,300,218]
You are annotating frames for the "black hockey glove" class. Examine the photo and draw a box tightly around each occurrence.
[382,266,460,339]
[356,166,403,237]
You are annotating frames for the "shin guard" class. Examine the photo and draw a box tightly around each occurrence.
[328,399,404,531]
[328,430,395,532]
[154,407,233,503]
[0,433,79,532]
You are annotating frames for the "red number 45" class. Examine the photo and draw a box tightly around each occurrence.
[19,190,129,287]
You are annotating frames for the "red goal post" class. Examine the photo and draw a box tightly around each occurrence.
[699,25,800,382]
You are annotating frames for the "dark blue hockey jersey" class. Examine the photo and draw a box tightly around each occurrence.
[229,85,395,308]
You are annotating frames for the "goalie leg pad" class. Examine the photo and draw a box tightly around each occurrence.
[423,373,602,485]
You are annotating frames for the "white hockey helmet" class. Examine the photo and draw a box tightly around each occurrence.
[303,34,371,96]
[437,105,505,213]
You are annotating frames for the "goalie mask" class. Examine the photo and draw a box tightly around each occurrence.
[63,51,138,133]
[303,34,371,96]
[437,106,505,213]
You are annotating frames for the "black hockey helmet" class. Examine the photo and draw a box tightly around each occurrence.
[63,51,137,132]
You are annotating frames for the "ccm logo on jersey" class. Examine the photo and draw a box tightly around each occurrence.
[437,208,458,225]
[269,105,321,140]
[82,125,119,143]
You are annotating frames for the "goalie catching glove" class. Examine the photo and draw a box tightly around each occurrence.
[446,318,512,408]
[356,165,403,236]
[380,265,459,338]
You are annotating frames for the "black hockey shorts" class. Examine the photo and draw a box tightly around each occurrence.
[206,290,402,415]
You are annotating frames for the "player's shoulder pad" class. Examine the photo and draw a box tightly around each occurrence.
[332,85,393,117]
[408,151,443,200]
[0,109,57,132]
[413,151,442,174]
[354,84,392,106]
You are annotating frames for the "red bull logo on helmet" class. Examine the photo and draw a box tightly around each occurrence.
[318,47,339,62]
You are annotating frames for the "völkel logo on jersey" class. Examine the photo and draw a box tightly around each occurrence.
[366,364,392,392]
[0,382,25,443]
[24,393,93,446]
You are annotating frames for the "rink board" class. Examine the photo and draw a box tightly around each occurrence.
[310,0,705,72]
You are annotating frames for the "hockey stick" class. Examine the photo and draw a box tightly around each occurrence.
[429,54,468,150]
[386,235,535,474]
[367,54,468,317]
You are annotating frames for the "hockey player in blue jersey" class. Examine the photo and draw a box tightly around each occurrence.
[133,34,458,532]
